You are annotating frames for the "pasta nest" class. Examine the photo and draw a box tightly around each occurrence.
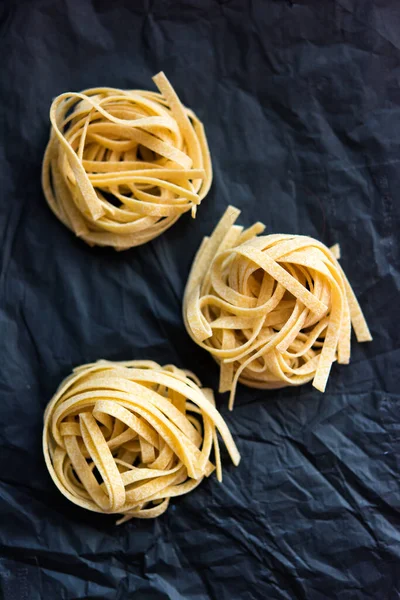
[42,72,212,250]
[43,360,239,523]
[184,206,372,409]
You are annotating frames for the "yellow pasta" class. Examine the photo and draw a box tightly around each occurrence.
[42,73,212,250]
[183,206,372,409]
[43,360,239,523]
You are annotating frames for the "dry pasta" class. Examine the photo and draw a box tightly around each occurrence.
[183,206,372,409]
[42,73,212,250]
[43,360,240,523]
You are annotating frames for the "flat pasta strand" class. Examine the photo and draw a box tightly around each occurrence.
[42,73,212,250]
[183,206,372,409]
[43,360,239,523]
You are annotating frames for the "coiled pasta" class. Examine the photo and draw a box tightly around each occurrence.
[43,360,239,523]
[42,73,212,249]
[184,206,372,409]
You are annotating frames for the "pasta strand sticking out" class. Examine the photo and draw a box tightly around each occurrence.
[183,206,372,409]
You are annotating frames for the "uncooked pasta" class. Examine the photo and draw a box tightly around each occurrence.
[43,360,239,523]
[42,73,212,249]
[183,206,372,409]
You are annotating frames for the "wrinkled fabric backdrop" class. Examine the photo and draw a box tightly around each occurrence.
[0,1,399,598]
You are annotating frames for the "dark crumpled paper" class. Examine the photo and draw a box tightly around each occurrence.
[1,0,399,598]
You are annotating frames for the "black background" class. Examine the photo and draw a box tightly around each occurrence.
[1,1,399,598]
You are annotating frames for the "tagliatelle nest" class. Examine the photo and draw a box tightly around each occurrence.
[42,72,212,250]
[183,206,372,409]
[43,360,240,523]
